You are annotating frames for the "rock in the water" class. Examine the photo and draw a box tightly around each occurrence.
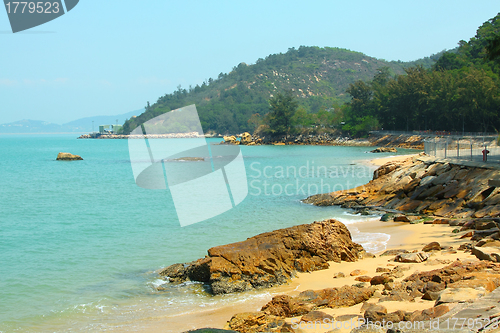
[56,152,83,160]
[160,219,365,294]
[370,147,397,153]
[239,132,252,145]
[222,135,239,144]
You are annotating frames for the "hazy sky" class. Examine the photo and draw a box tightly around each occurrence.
[1,1,498,124]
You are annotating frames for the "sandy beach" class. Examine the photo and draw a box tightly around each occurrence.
[136,152,491,333]
[138,220,472,333]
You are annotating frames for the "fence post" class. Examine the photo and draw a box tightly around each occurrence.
[445,140,447,158]
[470,138,473,161]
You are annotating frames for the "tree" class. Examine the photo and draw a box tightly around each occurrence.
[267,92,298,136]
[345,80,374,118]
[487,34,500,60]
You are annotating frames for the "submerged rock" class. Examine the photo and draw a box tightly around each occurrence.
[370,147,397,153]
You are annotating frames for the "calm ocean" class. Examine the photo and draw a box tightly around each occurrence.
[0,135,411,332]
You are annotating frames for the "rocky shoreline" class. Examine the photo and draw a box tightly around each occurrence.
[159,219,366,295]
[178,155,500,333]
[304,154,500,219]
[77,131,429,150]
[220,132,425,149]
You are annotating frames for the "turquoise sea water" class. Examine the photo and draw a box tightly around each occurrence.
[0,135,412,332]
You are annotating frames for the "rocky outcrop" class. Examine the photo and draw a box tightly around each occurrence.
[225,312,294,333]
[262,285,374,316]
[56,152,83,160]
[304,154,500,219]
[239,132,252,145]
[222,135,239,145]
[159,219,365,294]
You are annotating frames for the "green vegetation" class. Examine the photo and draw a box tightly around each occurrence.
[266,91,298,136]
[122,13,500,138]
[341,13,500,134]
[120,46,435,135]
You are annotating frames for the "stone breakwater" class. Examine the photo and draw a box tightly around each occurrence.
[159,219,365,295]
[78,130,431,150]
[304,154,500,219]
[78,132,203,139]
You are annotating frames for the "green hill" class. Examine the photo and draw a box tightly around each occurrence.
[121,46,437,135]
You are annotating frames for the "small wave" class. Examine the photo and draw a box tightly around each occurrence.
[150,279,168,289]
[352,230,390,254]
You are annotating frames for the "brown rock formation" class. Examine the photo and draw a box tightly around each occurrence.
[262,285,374,317]
[159,219,365,294]
[226,312,294,333]
[56,152,83,160]
[239,132,252,145]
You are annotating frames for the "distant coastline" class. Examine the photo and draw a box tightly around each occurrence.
[76,131,428,150]
[0,132,88,135]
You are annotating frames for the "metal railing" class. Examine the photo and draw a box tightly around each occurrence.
[424,137,500,163]
[371,130,498,138]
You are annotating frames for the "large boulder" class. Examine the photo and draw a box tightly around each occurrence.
[226,312,294,333]
[56,152,83,160]
[239,132,252,145]
[159,219,365,294]
[222,135,239,145]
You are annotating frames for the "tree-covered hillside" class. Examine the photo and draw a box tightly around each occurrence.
[121,46,437,134]
[343,13,500,134]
